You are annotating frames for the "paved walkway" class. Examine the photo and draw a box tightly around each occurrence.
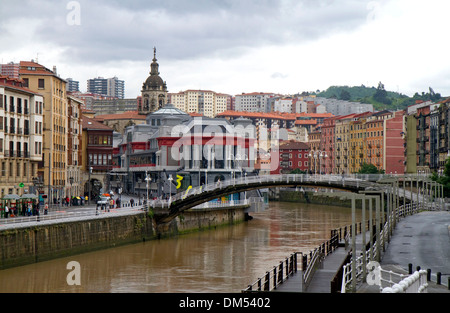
[272,210,450,293]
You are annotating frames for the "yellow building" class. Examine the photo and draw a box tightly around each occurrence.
[349,113,372,173]
[334,114,355,174]
[19,61,68,201]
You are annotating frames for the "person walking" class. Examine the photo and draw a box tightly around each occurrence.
[4,205,8,218]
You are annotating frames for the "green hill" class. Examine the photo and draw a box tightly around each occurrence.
[314,84,444,111]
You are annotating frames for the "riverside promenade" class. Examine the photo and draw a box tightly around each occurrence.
[273,210,450,293]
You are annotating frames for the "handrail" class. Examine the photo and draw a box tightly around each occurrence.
[381,270,428,293]
[0,206,145,228]
[242,252,299,292]
[339,200,430,293]
[242,226,340,293]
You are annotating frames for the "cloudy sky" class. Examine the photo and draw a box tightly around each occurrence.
[1,0,449,98]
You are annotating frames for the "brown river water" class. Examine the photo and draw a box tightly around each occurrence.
[0,201,361,293]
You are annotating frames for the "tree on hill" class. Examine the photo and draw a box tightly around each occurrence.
[339,89,351,100]
[373,82,392,105]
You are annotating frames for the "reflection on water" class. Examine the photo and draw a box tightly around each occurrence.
[0,202,360,293]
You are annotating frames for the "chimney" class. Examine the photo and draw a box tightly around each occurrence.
[53,66,57,75]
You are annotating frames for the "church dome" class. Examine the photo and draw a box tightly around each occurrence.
[144,75,165,90]
[142,47,167,91]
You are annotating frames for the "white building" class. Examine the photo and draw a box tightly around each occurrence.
[234,92,276,112]
[0,75,43,197]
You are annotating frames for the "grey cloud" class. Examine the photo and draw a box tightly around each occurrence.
[1,0,376,64]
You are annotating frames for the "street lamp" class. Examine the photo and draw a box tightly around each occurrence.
[69,177,74,206]
[309,150,327,175]
[168,174,173,203]
[88,166,93,205]
[145,171,151,210]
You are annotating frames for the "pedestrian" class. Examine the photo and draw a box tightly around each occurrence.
[44,203,48,215]
[130,198,134,207]
[4,205,8,218]
[109,198,114,210]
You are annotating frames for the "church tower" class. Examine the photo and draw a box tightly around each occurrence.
[140,47,168,115]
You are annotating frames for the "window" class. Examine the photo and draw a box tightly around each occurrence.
[38,79,45,89]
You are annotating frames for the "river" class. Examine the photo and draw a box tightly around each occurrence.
[0,201,361,293]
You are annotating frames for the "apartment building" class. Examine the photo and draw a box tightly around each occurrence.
[82,116,113,199]
[234,92,276,112]
[87,76,125,99]
[404,99,450,174]
[272,140,310,174]
[19,61,68,201]
[0,62,20,79]
[0,75,43,197]
[67,96,83,198]
[168,89,231,118]
[334,114,356,174]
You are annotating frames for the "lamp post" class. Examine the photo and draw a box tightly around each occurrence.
[69,177,74,206]
[145,171,151,210]
[168,174,173,204]
[309,150,327,175]
[88,166,93,205]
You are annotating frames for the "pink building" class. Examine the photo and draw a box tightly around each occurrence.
[385,111,406,174]
[320,116,339,174]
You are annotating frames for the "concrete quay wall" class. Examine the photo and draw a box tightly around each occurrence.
[0,206,246,270]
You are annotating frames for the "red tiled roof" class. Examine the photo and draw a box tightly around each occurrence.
[189,112,204,117]
[82,115,114,131]
[0,75,41,95]
[18,61,55,76]
[94,111,146,121]
[295,120,318,125]
[277,140,310,150]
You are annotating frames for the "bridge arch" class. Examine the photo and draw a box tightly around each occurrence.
[153,174,386,224]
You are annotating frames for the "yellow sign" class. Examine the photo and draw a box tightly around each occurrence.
[176,175,183,189]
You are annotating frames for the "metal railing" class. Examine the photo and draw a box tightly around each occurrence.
[242,227,340,293]
[0,205,145,228]
[242,252,300,292]
[339,201,429,293]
